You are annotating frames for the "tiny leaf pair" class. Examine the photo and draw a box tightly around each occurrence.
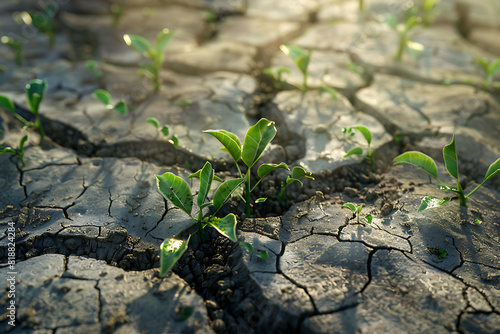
[393,135,500,209]
[92,89,128,115]
[342,202,373,224]
[146,117,178,146]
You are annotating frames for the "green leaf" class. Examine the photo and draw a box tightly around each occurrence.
[212,178,245,212]
[197,162,214,208]
[155,172,193,216]
[188,169,223,182]
[488,58,500,77]
[124,34,153,58]
[208,214,238,242]
[384,13,398,29]
[365,215,373,224]
[255,198,267,203]
[25,79,46,115]
[285,176,303,187]
[257,162,289,179]
[113,101,128,115]
[418,196,451,211]
[442,135,459,181]
[146,117,160,129]
[319,85,338,100]
[393,151,439,180]
[160,126,169,137]
[242,118,277,168]
[240,241,253,252]
[344,147,363,158]
[483,157,500,184]
[342,203,357,212]
[281,45,311,75]
[0,95,15,112]
[204,129,242,164]
[0,147,16,155]
[92,89,112,107]
[351,126,372,146]
[291,166,314,180]
[476,58,489,74]
[170,136,179,146]
[473,218,482,225]
[19,135,28,151]
[160,235,190,277]
[255,249,269,260]
[356,205,363,213]
[155,28,174,59]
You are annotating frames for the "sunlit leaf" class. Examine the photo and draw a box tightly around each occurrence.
[146,117,160,129]
[188,169,223,182]
[242,118,276,168]
[155,172,193,216]
[417,196,451,211]
[197,162,214,208]
[442,135,459,181]
[25,79,46,114]
[124,34,153,58]
[160,235,190,277]
[255,198,267,203]
[344,147,363,158]
[204,129,242,164]
[255,249,268,260]
[483,157,500,184]
[92,89,112,107]
[291,166,314,180]
[365,215,373,224]
[155,28,174,58]
[257,162,289,179]
[342,203,357,212]
[113,101,128,115]
[393,151,439,180]
[208,213,238,242]
[0,95,15,113]
[351,126,372,146]
[213,178,245,212]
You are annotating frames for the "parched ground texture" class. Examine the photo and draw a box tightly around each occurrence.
[1,0,500,333]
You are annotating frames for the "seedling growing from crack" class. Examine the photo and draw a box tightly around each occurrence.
[429,247,447,260]
[86,60,103,79]
[342,126,375,169]
[20,4,57,47]
[155,162,240,276]
[239,241,269,260]
[124,28,175,92]
[385,6,423,61]
[280,44,312,91]
[475,57,500,92]
[263,67,291,90]
[393,135,500,209]
[1,135,28,165]
[1,80,47,140]
[205,118,314,217]
[1,36,25,66]
[146,117,178,146]
[278,166,314,202]
[342,202,373,224]
[92,89,128,115]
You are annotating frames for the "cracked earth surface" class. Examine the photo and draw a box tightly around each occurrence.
[1,0,500,333]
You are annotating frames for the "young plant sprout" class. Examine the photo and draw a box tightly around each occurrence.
[175,99,192,109]
[239,241,268,260]
[342,126,375,169]
[384,6,423,61]
[155,162,239,276]
[205,118,314,217]
[123,28,175,92]
[21,4,58,47]
[475,57,500,92]
[342,202,373,224]
[1,36,25,66]
[278,166,314,202]
[1,135,28,165]
[263,67,291,90]
[86,60,103,79]
[420,0,440,26]
[279,45,312,91]
[393,135,500,210]
[92,89,128,115]
[146,117,178,146]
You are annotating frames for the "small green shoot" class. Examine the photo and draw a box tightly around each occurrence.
[475,58,500,92]
[1,135,28,165]
[279,44,312,91]
[319,85,338,100]
[156,162,240,276]
[342,126,375,169]
[205,118,314,216]
[124,28,175,92]
[1,36,25,66]
[342,202,373,224]
[473,219,482,225]
[20,5,57,48]
[111,3,125,28]
[393,135,500,209]
[263,67,291,90]
[92,89,128,115]
[175,99,192,109]
[278,166,315,202]
[86,60,103,79]
[239,241,269,260]
[420,0,440,26]
[146,117,178,146]
[384,6,423,61]
[429,247,447,260]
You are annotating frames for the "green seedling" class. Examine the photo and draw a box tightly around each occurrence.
[175,99,192,109]
[475,57,500,92]
[429,247,447,260]
[420,0,440,26]
[0,80,47,139]
[205,118,314,217]
[20,4,57,47]
[1,135,28,165]
[239,241,269,260]
[385,6,423,61]
[279,44,312,91]
[124,28,175,92]
[86,60,103,79]
[92,89,128,115]
[319,85,338,100]
[146,117,178,146]
[155,162,240,276]
[1,36,25,66]
[342,126,375,169]
[111,3,125,28]
[278,166,315,202]
[347,61,365,75]
[393,135,500,209]
[342,202,373,224]
[263,67,291,90]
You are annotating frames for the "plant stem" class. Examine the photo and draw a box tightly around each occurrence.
[197,221,205,242]
[35,114,45,140]
[277,184,286,202]
[395,31,406,61]
[245,169,251,217]
[359,0,364,11]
